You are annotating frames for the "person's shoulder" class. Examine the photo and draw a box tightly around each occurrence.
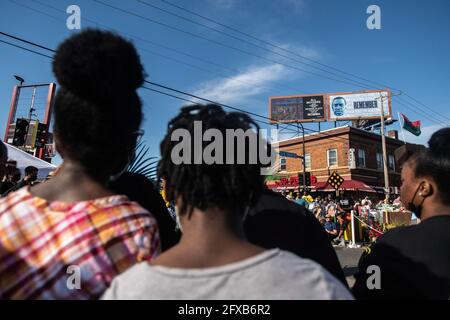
[376,224,418,244]
[0,187,33,214]
[272,250,353,299]
[102,262,156,300]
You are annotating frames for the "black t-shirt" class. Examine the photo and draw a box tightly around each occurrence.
[244,190,347,286]
[353,215,450,299]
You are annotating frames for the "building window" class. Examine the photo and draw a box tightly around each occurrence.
[327,149,337,167]
[305,153,311,170]
[280,157,286,171]
[388,154,395,171]
[376,152,383,169]
[357,149,366,167]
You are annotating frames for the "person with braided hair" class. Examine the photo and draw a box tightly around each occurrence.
[103,104,352,300]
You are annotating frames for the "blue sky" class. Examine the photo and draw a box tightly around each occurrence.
[1,0,449,165]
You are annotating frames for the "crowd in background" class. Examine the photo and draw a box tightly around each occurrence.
[0,29,449,300]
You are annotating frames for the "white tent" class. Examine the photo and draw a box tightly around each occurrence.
[5,144,57,180]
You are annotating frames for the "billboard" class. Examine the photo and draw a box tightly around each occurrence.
[328,90,391,121]
[269,94,326,123]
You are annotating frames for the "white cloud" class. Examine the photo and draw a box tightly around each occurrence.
[192,63,293,104]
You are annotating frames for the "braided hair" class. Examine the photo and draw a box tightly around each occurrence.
[158,104,269,218]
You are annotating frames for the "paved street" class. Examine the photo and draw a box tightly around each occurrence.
[334,247,365,288]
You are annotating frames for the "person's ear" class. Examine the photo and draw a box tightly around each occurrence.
[419,180,433,198]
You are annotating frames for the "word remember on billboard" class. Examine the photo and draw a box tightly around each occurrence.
[328,90,391,121]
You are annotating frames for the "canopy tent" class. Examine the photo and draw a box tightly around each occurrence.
[315,179,376,193]
[266,177,377,193]
[4,143,57,180]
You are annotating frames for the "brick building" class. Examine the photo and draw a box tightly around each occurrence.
[268,125,420,196]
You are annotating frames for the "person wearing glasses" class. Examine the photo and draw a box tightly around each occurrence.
[0,30,160,299]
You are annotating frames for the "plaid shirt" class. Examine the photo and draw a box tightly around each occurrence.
[0,187,160,300]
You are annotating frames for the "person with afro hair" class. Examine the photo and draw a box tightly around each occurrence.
[0,29,160,299]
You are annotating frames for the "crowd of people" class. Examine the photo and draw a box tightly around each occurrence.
[0,29,449,300]
[281,192,386,246]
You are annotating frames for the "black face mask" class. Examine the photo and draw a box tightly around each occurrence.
[406,183,425,219]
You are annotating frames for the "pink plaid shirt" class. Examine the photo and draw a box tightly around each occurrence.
[0,187,160,299]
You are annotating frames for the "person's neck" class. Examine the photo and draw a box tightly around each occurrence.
[153,207,264,268]
[30,161,114,202]
[420,202,450,221]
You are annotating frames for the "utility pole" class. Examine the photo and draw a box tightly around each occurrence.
[378,90,402,203]
[379,93,390,203]
[297,122,306,193]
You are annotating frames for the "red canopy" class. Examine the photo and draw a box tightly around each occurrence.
[315,179,376,193]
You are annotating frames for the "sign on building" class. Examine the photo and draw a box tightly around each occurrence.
[328,89,391,121]
[269,94,326,123]
[327,171,344,190]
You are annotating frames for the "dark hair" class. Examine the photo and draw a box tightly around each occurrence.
[0,141,7,162]
[408,127,450,205]
[157,104,269,217]
[332,97,346,105]
[10,168,21,182]
[52,29,145,181]
[25,166,38,175]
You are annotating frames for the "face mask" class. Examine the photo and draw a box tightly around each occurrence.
[406,182,425,219]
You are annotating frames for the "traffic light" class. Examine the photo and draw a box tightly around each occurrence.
[297,172,303,186]
[35,123,48,148]
[12,118,29,146]
[305,172,311,187]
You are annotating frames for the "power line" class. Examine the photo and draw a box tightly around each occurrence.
[93,0,378,90]
[94,0,450,125]
[392,97,447,127]
[142,86,298,133]
[0,31,351,144]
[28,0,300,93]
[158,0,395,91]
[0,39,53,59]
[158,0,450,124]
[14,1,450,127]
[0,31,55,53]
[403,93,450,122]
[0,30,435,146]
[136,0,377,90]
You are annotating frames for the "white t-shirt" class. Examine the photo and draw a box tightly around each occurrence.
[102,249,353,300]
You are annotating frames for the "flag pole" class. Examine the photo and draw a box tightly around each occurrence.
[398,112,407,144]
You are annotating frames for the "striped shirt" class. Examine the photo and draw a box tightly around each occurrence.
[0,187,160,300]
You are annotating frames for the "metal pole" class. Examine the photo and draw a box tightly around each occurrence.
[24,86,37,148]
[379,93,390,203]
[349,210,357,248]
[299,122,306,192]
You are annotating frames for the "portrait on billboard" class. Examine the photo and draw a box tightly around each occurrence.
[327,90,391,121]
